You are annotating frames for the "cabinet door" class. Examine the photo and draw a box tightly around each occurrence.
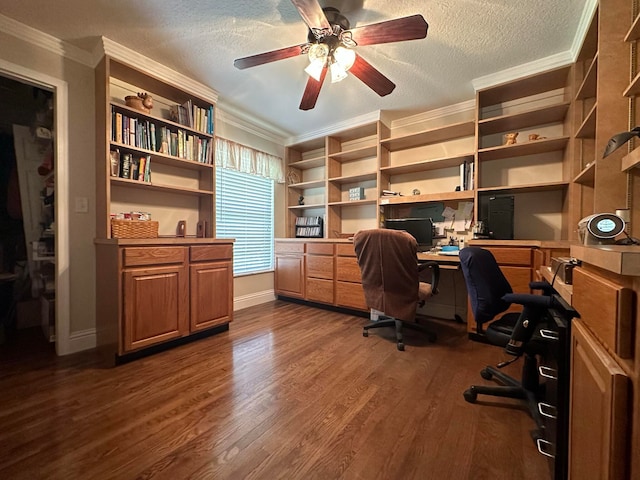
[190,261,233,332]
[275,254,304,298]
[568,320,629,480]
[123,264,189,352]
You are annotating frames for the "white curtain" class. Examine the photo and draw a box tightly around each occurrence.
[215,137,284,183]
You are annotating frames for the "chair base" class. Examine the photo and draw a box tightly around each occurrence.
[363,317,437,351]
[462,354,545,434]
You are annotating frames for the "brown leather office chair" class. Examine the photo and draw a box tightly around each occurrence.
[353,228,440,351]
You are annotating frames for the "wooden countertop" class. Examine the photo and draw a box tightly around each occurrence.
[276,238,353,243]
[468,239,571,248]
[95,237,235,246]
[570,244,640,276]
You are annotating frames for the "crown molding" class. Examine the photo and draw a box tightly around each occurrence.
[570,0,599,62]
[0,14,94,66]
[98,37,219,104]
[391,99,476,129]
[216,100,288,144]
[286,110,381,145]
[472,51,573,92]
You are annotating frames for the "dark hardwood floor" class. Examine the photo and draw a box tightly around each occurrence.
[0,301,551,480]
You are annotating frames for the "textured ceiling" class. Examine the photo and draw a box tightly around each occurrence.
[0,0,589,139]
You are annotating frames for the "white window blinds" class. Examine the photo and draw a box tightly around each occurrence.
[215,167,274,276]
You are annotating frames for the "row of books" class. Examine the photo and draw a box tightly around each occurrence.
[295,226,323,238]
[295,216,323,226]
[110,150,151,182]
[169,100,214,135]
[111,109,212,164]
[459,161,475,191]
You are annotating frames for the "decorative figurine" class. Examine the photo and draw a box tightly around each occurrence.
[504,132,518,145]
[125,92,154,113]
[298,195,304,205]
[412,188,421,195]
[528,133,546,141]
[286,169,300,185]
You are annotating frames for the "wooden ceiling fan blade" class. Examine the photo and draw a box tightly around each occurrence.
[349,54,395,97]
[234,44,308,69]
[348,14,428,46]
[299,66,328,110]
[290,0,331,33]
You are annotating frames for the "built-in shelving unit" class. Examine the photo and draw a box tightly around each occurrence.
[95,56,217,238]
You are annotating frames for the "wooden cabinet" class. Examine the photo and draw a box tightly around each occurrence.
[274,241,305,299]
[305,243,334,304]
[189,245,233,332]
[568,320,629,480]
[335,243,367,311]
[96,239,233,362]
[95,56,217,239]
[123,261,188,351]
[275,240,367,312]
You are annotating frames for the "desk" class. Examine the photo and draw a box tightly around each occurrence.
[418,252,460,269]
[417,252,465,322]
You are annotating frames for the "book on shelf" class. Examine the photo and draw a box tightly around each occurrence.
[131,156,140,180]
[120,152,132,179]
[109,149,120,177]
[295,216,323,226]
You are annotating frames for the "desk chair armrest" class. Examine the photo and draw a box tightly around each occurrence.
[418,261,440,295]
[502,292,553,309]
[529,280,555,295]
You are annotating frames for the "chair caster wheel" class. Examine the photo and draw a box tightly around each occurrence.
[363,330,369,337]
[480,368,493,380]
[397,342,405,351]
[463,387,477,403]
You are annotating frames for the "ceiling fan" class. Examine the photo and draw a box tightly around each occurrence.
[233,0,428,111]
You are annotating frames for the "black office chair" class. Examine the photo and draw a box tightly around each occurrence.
[353,228,440,351]
[458,247,571,433]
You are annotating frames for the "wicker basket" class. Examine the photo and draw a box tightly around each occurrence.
[111,219,159,239]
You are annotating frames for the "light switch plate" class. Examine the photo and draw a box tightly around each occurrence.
[75,197,88,213]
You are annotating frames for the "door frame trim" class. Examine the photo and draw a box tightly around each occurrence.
[0,59,70,355]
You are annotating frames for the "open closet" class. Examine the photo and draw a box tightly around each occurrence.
[0,74,56,346]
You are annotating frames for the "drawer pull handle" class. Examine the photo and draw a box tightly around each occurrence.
[536,438,555,458]
[540,329,559,340]
[538,402,557,419]
[539,366,557,380]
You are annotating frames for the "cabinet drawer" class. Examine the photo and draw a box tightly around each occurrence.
[275,242,305,254]
[572,268,633,359]
[306,255,334,279]
[306,278,334,304]
[123,247,187,267]
[335,281,367,310]
[190,244,233,262]
[485,247,532,266]
[306,243,334,255]
[336,256,362,282]
[336,243,356,257]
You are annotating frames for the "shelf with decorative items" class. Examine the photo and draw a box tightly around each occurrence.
[96,56,217,239]
[476,64,572,240]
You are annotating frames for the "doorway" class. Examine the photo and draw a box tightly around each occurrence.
[0,59,70,355]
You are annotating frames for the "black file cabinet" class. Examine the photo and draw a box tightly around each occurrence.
[537,307,571,480]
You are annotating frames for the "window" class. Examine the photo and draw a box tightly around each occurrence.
[216,167,274,276]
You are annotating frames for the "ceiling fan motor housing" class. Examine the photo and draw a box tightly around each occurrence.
[307,7,350,43]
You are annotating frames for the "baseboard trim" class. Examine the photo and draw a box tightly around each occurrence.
[234,290,276,311]
[68,328,96,353]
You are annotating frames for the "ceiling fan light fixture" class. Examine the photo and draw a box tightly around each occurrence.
[333,46,356,71]
[307,43,329,63]
[330,60,348,83]
[305,59,326,81]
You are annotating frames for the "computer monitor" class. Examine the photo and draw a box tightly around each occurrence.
[384,217,434,250]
